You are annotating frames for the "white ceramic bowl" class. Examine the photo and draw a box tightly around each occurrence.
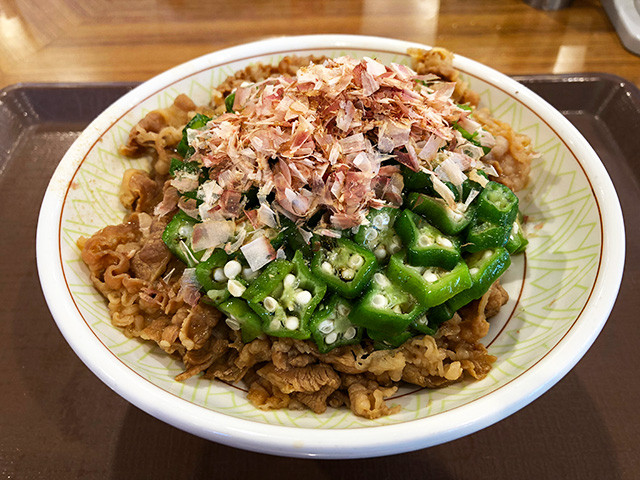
[36,35,625,458]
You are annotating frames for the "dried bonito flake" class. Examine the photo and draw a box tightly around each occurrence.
[189,56,475,230]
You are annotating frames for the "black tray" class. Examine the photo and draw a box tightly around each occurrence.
[1,75,638,479]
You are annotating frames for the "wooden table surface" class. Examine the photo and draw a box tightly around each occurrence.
[2,1,640,479]
[0,0,638,88]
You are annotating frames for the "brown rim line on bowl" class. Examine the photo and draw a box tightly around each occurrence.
[35,35,624,459]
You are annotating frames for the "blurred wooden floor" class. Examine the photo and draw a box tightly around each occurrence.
[0,0,638,88]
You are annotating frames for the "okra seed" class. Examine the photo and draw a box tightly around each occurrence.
[348,254,364,269]
[295,290,312,305]
[372,213,390,229]
[337,304,350,316]
[449,210,465,221]
[513,222,520,234]
[243,267,259,280]
[285,316,300,330]
[225,318,241,331]
[374,247,387,260]
[483,250,494,260]
[263,296,279,312]
[213,268,227,282]
[269,319,280,331]
[373,273,390,288]
[418,235,434,247]
[318,320,334,334]
[325,332,338,345]
[227,279,246,297]
[470,267,479,275]
[390,237,402,250]
[372,294,388,308]
[283,273,297,289]
[436,236,453,248]
[364,228,378,242]
[343,327,357,340]
[392,305,403,314]
[341,268,355,280]
[422,271,439,283]
[223,260,242,279]
[416,315,428,326]
[321,261,334,274]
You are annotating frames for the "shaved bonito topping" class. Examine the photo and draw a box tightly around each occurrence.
[192,219,234,251]
[178,268,201,307]
[186,56,481,231]
[435,156,467,187]
[256,202,278,228]
[154,186,180,217]
[178,197,200,219]
[481,163,499,178]
[240,235,277,271]
[464,188,481,209]
[171,171,200,193]
[468,168,490,188]
[418,134,446,163]
[431,173,457,208]
[297,227,314,244]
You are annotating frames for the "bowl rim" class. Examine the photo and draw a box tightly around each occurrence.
[36,34,625,459]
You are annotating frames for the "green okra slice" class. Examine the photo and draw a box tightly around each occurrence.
[245,253,326,339]
[176,113,212,159]
[387,252,472,309]
[311,238,378,298]
[310,295,361,353]
[162,211,205,268]
[216,298,263,343]
[406,192,475,236]
[353,206,402,264]
[506,215,528,255]
[195,249,229,293]
[447,247,511,312]
[475,181,519,227]
[464,218,512,253]
[349,271,426,337]
[395,210,461,270]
